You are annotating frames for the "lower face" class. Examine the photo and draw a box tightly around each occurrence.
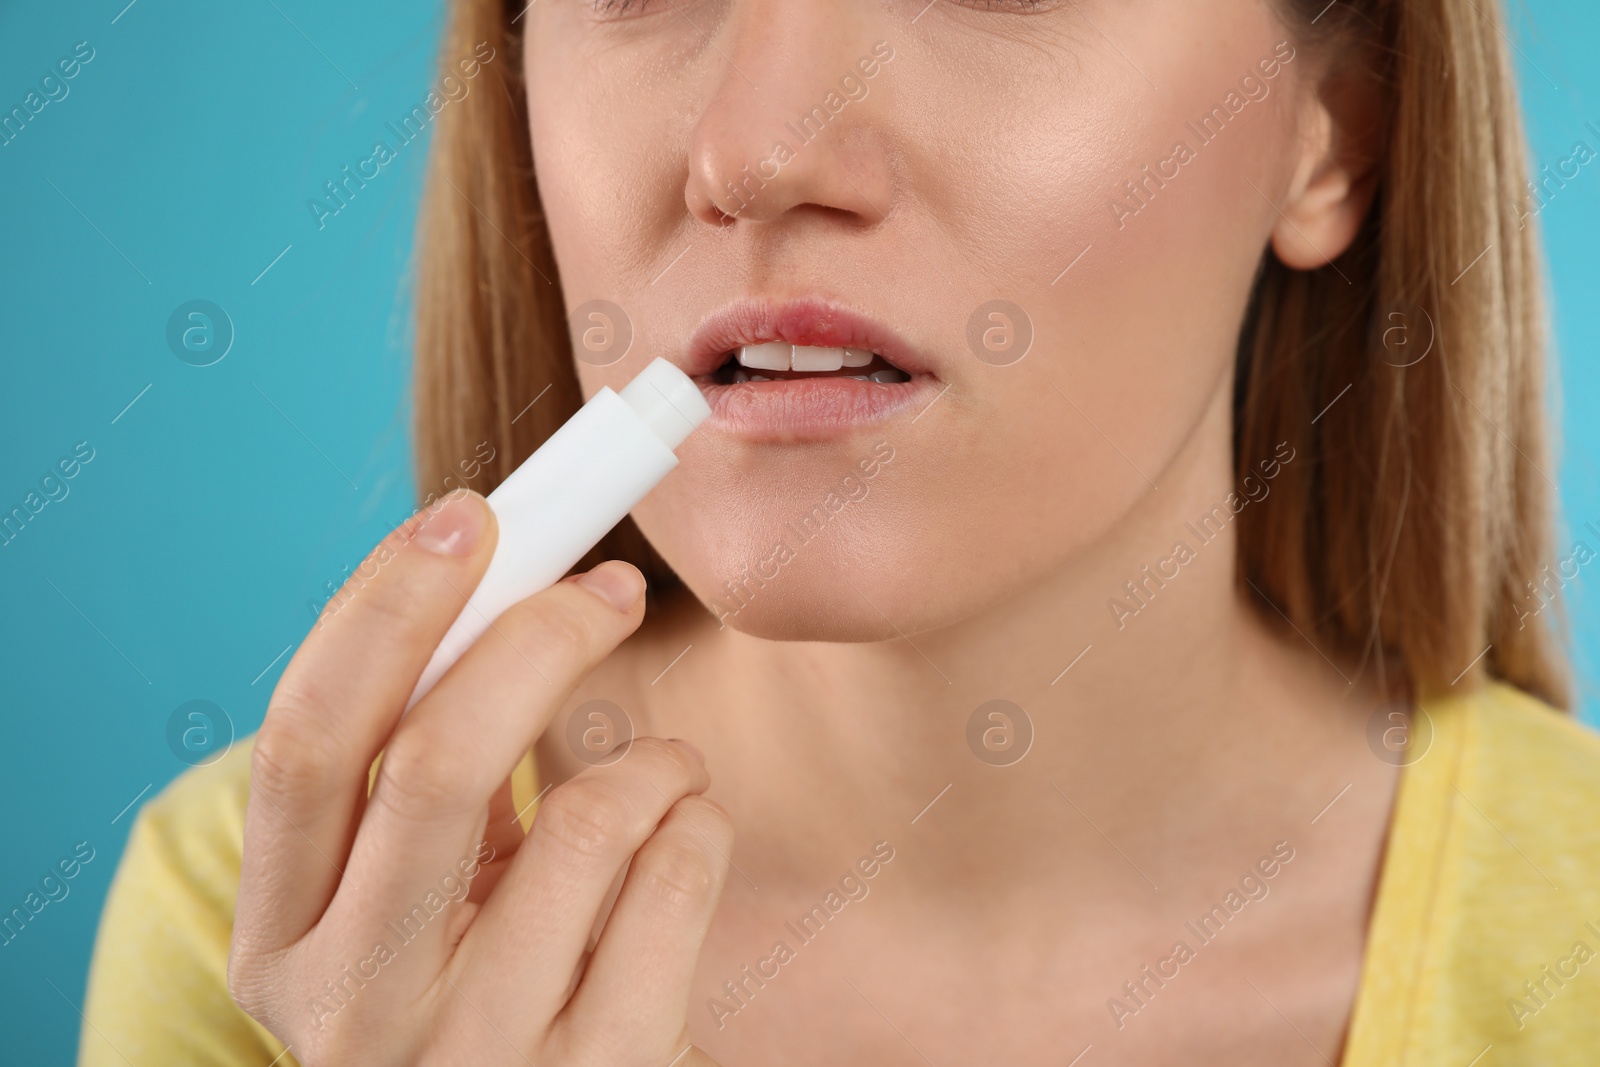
[524,0,1305,640]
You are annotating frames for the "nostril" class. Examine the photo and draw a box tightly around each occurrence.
[684,81,894,229]
[685,134,764,225]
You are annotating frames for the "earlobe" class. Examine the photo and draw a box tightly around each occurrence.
[1269,163,1377,270]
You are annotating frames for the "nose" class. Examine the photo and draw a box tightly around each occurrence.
[683,12,897,227]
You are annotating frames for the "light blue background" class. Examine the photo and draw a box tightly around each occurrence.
[0,1,1595,1061]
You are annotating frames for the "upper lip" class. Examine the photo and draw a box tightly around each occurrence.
[684,298,932,379]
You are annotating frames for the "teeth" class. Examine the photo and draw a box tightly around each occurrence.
[736,343,883,373]
[791,346,845,372]
[727,366,897,384]
[738,342,791,371]
[730,343,903,381]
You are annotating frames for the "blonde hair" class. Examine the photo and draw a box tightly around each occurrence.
[414,0,1569,708]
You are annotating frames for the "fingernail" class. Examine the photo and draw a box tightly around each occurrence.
[668,738,705,765]
[575,561,643,613]
[413,490,487,556]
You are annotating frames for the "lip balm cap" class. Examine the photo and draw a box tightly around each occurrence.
[619,358,712,451]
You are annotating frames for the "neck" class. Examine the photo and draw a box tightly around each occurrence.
[576,392,1389,910]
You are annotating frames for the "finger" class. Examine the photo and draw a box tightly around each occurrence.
[471,775,533,903]
[320,563,650,966]
[562,795,734,1058]
[235,490,497,956]
[450,738,710,1037]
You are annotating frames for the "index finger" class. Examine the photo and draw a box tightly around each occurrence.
[233,490,498,960]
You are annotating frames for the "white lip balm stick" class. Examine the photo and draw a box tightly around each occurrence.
[405,357,710,711]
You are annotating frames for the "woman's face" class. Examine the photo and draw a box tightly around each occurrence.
[524,0,1322,640]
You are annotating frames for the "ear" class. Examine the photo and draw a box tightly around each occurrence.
[1271,56,1384,270]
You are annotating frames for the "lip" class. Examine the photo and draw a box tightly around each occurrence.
[682,297,941,441]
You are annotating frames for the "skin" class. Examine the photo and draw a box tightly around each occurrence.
[232,0,1399,1064]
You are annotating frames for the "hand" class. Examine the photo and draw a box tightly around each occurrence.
[229,489,731,1066]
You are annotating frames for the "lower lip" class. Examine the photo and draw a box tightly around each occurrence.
[694,375,940,441]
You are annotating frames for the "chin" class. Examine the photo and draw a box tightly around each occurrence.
[652,508,1003,644]
[638,496,896,643]
[706,593,903,644]
[685,551,910,643]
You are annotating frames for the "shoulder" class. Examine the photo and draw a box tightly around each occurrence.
[1444,682,1600,916]
[1345,682,1600,1066]
[1456,680,1600,802]
[129,734,256,904]
[80,737,291,1066]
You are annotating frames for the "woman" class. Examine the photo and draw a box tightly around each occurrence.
[82,0,1600,1063]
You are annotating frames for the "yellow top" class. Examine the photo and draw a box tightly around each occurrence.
[79,682,1600,1065]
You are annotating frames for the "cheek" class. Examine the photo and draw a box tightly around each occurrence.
[904,9,1293,491]
[525,32,694,305]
